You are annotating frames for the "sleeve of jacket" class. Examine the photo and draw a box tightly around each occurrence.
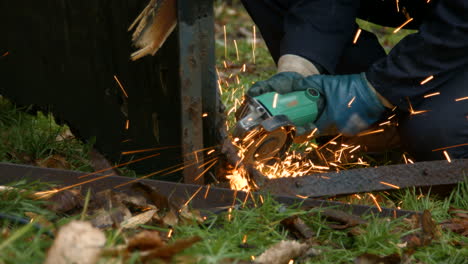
[366,0,468,110]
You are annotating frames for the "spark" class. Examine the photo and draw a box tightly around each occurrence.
[194,159,218,181]
[242,235,247,244]
[288,260,294,264]
[251,256,256,261]
[79,153,160,179]
[233,40,240,61]
[252,25,256,64]
[420,75,434,85]
[242,64,247,72]
[407,158,414,164]
[352,29,362,44]
[228,207,233,221]
[182,185,204,208]
[443,151,452,163]
[455,96,468,102]
[223,25,228,59]
[296,195,308,199]
[223,60,228,69]
[259,194,264,204]
[379,121,391,126]
[368,193,382,212]
[354,194,362,200]
[347,96,356,107]
[406,97,429,115]
[202,113,208,117]
[357,129,384,137]
[423,92,440,98]
[427,0,431,3]
[318,134,342,150]
[349,145,361,153]
[121,146,177,155]
[204,185,211,199]
[380,181,400,189]
[388,114,396,120]
[207,149,215,155]
[167,229,173,238]
[125,120,129,130]
[432,143,468,152]
[272,93,279,108]
[411,110,429,115]
[113,75,129,98]
[396,0,400,12]
[1,51,9,57]
[393,18,413,33]
[306,128,318,139]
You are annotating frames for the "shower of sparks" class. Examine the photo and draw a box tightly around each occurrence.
[233,40,240,61]
[455,96,468,102]
[380,181,400,189]
[352,29,362,44]
[368,193,382,212]
[79,153,160,179]
[113,75,128,98]
[420,75,434,85]
[357,129,384,137]
[223,25,228,59]
[432,143,468,152]
[252,25,256,64]
[272,93,279,108]
[393,18,413,33]
[443,151,452,163]
[423,92,440,98]
[125,120,130,130]
[347,96,356,107]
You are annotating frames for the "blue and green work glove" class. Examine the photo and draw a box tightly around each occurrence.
[247,71,390,136]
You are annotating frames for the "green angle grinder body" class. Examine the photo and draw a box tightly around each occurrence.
[234,88,322,164]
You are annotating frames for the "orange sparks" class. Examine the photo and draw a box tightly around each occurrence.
[380,181,400,189]
[388,114,396,120]
[2,51,9,57]
[357,129,384,137]
[379,121,391,126]
[183,185,204,208]
[307,128,318,139]
[167,228,173,238]
[194,159,218,181]
[432,143,468,152]
[396,0,400,12]
[202,113,208,117]
[420,75,434,85]
[353,29,362,44]
[272,93,279,108]
[242,64,247,72]
[368,194,382,212]
[349,145,361,153]
[423,92,440,98]
[443,151,452,163]
[318,134,342,150]
[252,25,256,64]
[228,207,233,221]
[113,75,129,98]
[411,110,429,115]
[223,60,228,69]
[393,18,413,33]
[223,25,228,59]
[407,158,414,164]
[207,149,215,155]
[288,260,294,264]
[242,235,248,244]
[347,96,356,107]
[204,185,211,199]
[234,40,240,61]
[121,146,177,155]
[455,96,468,102]
[296,194,309,199]
[79,153,160,179]
[125,119,130,130]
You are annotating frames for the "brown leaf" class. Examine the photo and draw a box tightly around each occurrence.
[281,215,314,239]
[131,182,180,211]
[421,210,440,244]
[127,230,165,252]
[319,209,367,228]
[354,253,401,264]
[44,221,105,264]
[448,207,468,219]
[141,236,202,262]
[121,209,157,229]
[161,209,179,227]
[441,218,468,236]
[255,240,309,264]
[36,154,70,170]
[46,189,83,213]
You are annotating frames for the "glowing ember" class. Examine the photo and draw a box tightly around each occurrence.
[352,29,362,44]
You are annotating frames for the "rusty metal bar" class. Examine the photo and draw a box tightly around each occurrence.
[260,159,468,198]
[0,162,417,218]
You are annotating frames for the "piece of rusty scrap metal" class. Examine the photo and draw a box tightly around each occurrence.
[259,159,468,198]
[0,162,417,218]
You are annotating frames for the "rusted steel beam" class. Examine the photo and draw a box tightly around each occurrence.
[259,159,468,198]
[0,162,417,218]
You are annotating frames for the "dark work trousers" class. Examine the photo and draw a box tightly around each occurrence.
[241,0,467,161]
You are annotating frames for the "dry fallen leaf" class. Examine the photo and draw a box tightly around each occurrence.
[281,215,314,239]
[255,240,309,264]
[121,209,157,229]
[36,154,70,170]
[44,221,105,264]
[141,236,202,262]
[46,188,83,213]
[354,253,401,264]
[127,230,165,251]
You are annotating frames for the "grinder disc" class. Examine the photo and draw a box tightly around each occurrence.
[242,127,292,164]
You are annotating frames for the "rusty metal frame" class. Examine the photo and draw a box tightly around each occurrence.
[0,162,417,218]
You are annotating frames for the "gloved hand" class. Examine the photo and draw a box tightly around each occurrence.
[247,72,388,136]
[297,73,388,136]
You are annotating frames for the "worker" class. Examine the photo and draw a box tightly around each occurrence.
[241,0,468,161]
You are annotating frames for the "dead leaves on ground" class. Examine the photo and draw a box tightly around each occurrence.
[440,207,468,237]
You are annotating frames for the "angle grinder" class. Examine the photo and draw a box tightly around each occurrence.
[233,89,323,164]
